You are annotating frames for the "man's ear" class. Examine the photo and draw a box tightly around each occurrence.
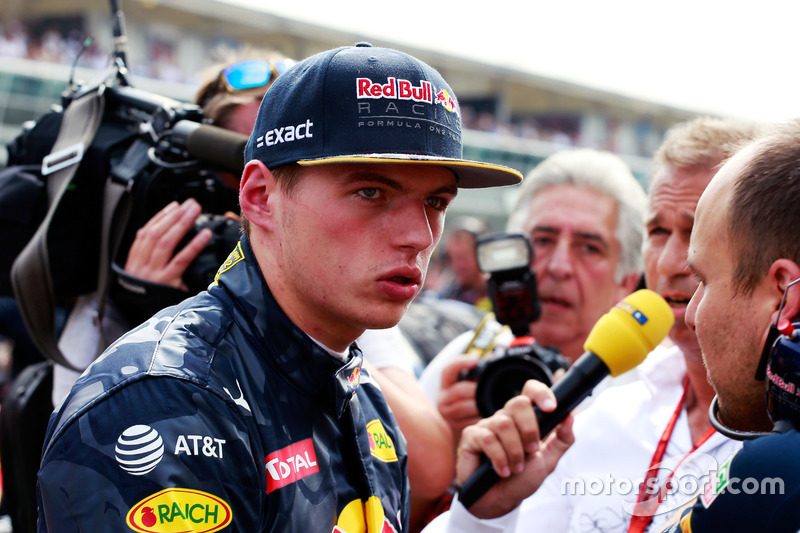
[239,160,277,231]
[767,259,800,322]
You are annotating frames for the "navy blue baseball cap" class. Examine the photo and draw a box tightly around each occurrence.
[243,43,523,188]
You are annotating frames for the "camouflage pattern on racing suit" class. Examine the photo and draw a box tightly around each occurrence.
[37,236,409,532]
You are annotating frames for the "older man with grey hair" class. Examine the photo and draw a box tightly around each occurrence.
[419,148,647,433]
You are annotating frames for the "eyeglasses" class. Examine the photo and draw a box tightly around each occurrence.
[219,59,296,92]
[198,59,296,108]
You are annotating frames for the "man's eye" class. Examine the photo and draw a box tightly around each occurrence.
[358,188,379,200]
[426,197,449,210]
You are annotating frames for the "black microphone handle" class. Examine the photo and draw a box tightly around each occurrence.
[458,352,609,509]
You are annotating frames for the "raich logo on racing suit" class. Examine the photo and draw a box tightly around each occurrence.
[265,438,320,493]
[126,488,232,533]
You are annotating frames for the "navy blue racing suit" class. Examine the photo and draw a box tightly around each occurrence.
[664,422,800,533]
[37,237,409,532]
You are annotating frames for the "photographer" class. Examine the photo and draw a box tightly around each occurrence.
[419,148,647,441]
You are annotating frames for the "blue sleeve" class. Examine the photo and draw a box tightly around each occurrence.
[665,432,800,533]
[37,376,265,532]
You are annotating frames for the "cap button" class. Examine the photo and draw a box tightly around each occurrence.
[778,318,795,337]
[355,42,373,47]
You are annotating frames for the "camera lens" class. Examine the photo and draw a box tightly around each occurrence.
[474,355,554,418]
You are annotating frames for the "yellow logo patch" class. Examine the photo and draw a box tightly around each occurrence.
[126,488,232,533]
[366,419,397,463]
[213,241,245,286]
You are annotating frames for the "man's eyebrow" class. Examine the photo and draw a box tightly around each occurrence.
[645,209,695,227]
[532,225,610,250]
[339,171,458,196]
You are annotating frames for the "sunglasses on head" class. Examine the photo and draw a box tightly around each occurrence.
[198,59,296,108]
[219,59,296,92]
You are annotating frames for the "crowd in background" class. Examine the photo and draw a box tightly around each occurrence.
[0,17,622,155]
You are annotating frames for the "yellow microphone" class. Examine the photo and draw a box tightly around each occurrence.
[459,289,674,508]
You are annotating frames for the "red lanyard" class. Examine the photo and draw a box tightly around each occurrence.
[627,376,715,533]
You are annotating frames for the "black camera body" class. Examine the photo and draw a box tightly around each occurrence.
[462,233,570,417]
[464,336,569,418]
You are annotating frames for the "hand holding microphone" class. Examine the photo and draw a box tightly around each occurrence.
[456,289,674,513]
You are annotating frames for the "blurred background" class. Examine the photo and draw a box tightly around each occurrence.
[2,0,799,229]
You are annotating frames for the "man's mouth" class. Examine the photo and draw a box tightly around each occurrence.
[664,296,691,306]
[541,296,572,308]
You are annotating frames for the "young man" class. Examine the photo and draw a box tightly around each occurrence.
[35,43,522,532]
[665,118,800,532]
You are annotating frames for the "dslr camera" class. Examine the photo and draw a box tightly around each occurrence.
[462,233,569,417]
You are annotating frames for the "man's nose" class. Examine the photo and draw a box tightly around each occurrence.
[542,238,574,278]
[394,201,436,252]
[659,233,691,277]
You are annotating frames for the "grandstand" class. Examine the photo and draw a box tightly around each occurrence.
[0,0,703,227]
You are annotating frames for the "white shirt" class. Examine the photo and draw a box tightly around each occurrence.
[423,345,742,533]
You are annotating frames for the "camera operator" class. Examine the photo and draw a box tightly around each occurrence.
[422,118,763,533]
[50,47,293,405]
[658,119,800,532]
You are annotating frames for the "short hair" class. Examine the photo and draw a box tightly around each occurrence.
[505,148,647,282]
[728,119,800,295]
[194,46,289,131]
[652,116,763,178]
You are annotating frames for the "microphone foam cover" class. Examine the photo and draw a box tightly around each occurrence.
[583,289,674,377]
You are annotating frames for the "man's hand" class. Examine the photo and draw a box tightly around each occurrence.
[455,379,575,519]
[437,357,482,442]
[124,199,212,290]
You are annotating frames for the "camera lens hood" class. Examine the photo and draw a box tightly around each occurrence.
[475,355,554,418]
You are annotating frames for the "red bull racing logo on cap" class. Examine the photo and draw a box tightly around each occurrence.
[356,77,434,104]
[435,89,457,113]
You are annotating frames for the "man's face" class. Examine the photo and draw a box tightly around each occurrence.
[686,147,775,429]
[643,166,715,362]
[522,184,633,361]
[446,231,484,289]
[266,162,457,350]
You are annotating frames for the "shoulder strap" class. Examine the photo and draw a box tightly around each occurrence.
[10,88,106,371]
[462,312,509,359]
